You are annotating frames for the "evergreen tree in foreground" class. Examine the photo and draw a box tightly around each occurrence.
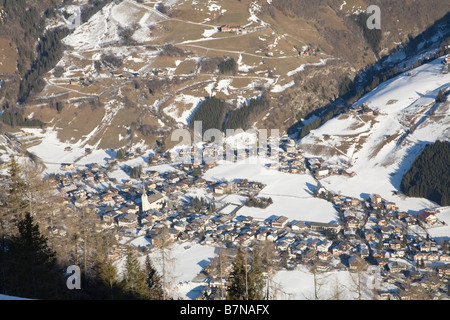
[121,246,148,299]
[227,248,264,300]
[5,212,63,299]
[144,254,165,300]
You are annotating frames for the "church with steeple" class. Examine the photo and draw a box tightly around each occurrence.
[141,183,165,213]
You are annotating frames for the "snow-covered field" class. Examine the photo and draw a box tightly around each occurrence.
[63,0,166,50]
[203,156,338,223]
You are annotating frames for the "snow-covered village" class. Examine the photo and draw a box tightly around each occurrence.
[0,0,449,305]
[4,52,450,299]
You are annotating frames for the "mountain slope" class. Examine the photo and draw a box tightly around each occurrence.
[298,56,450,212]
[4,0,444,150]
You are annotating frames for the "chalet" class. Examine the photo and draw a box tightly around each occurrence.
[256,230,269,241]
[348,255,366,271]
[317,239,332,252]
[316,261,332,272]
[61,163,75,171]
[332,246,344,256]
[315,168,329,177]
[365,231,378,242]
[235,234,252,247]
[60,184,78,194]
[219,25,243,33]
[370,194,382,205]
[111,71,124,78]
[437,265,450,277]
[398,212,409,220]
[397,290,411,301]
[385,202,397,211]
[242,216,254,226]
[388,261,408,273]
[141,215,154,228]
[375,257,390,268]
[69,78,81,85]
[102,211,120,225]
[284,141,296,153]
[266,232,278,242]
[360,248,370,258]
[417,210,438,225]
[213,185,225,195]
[301,249,316,263]
[346,217,359,229]
[389,239,403,250]
[343,228,356,239]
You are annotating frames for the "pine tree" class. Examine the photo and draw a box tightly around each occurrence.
[100,259,119,300]
[227,248,265,300]
[6,212,62,299]
[122,246,147,299]
[436,89,446,103]
[248,248,265,300]
[144,254,165,299]
[116,148,125,160]
[5,155,28,224]
[227,249,248,300]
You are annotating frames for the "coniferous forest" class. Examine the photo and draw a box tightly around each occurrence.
[189,97,226,135]
[400,141,450,206]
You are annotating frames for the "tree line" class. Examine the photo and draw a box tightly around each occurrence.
[0,107,45,128]
[189,94,271,136]
[18,27,69,103]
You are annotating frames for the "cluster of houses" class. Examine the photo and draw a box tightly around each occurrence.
[266,139,307,174]
[43,133,449,300]
[324,191,450,299]
[308,157,356,179]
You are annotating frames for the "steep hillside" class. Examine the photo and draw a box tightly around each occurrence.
[298,56,450,212]
[2,0,449,155]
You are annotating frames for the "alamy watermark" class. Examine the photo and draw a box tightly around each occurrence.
[366,5,381,30]
[170,121,281,171]
[66,265,81,290]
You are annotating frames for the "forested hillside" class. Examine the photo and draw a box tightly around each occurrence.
[401,141,450,206]
[189,97,226,135]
